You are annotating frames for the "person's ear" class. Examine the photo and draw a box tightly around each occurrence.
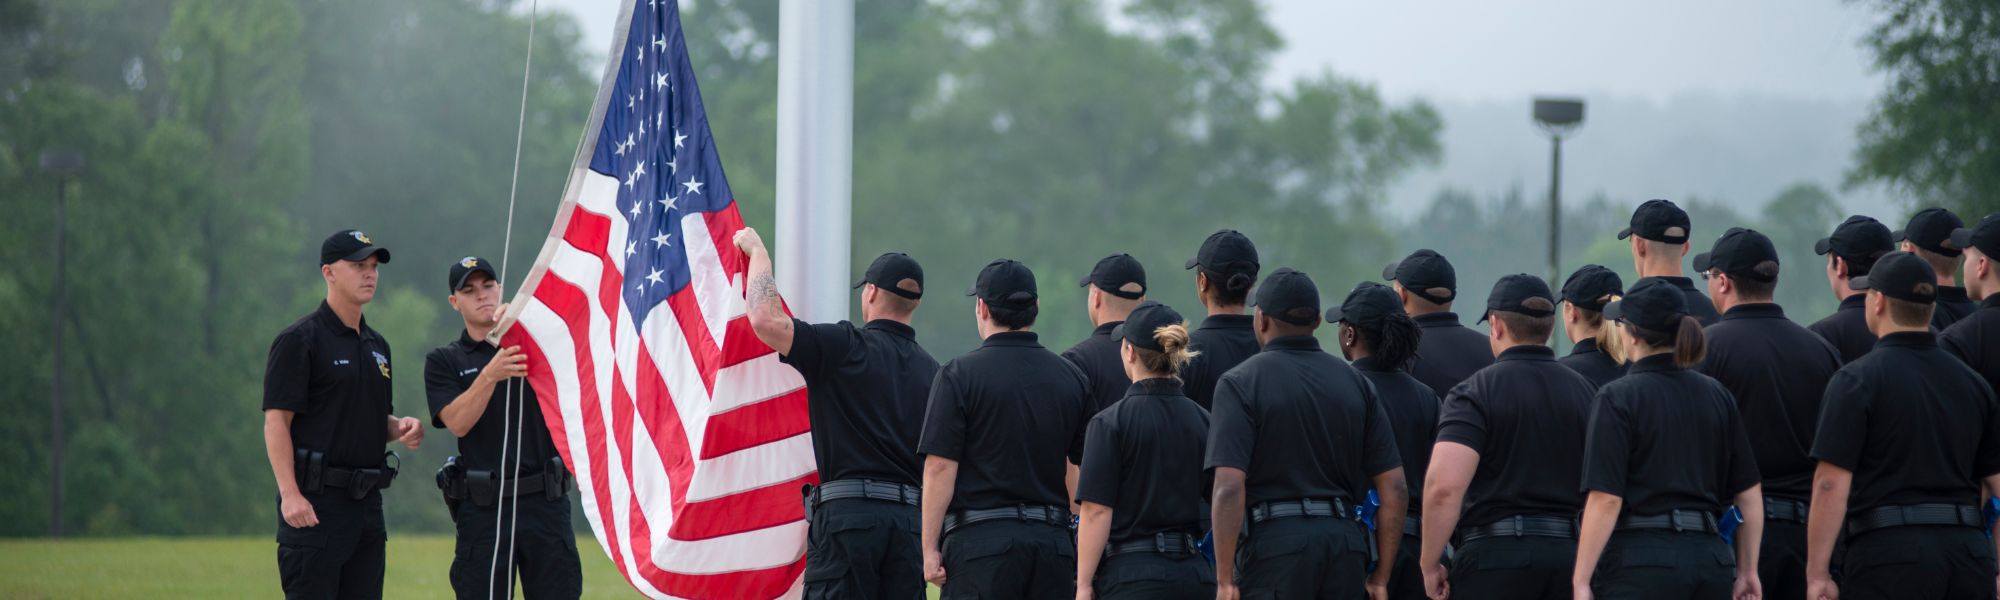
[1631,237,1646,258]
[1196,271,1210,295]
[1488,315,1507,341]
[1679,242,1690,258]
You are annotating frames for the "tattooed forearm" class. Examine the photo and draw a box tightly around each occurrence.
[748,273,781,311]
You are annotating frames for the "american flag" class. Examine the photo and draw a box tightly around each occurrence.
[497,1,814,597]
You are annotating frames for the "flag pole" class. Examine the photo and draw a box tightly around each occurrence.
[775,0,854,323]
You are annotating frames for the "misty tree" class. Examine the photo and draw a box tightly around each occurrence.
[1850,0,2000,216]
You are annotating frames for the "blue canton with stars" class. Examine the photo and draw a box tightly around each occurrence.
[593,0,736,320]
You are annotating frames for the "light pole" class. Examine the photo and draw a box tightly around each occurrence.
[40,149,83,538]
[1532,98,1585,288]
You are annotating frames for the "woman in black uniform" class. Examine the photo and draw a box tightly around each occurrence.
[1075,301,1214,600]
[1558,264,1627,387]
[1331,282,1435,600]
[1573,278,1764,600]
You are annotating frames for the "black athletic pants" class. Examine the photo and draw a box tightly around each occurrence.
[939,519,1075,600]
[1237,517,1370,599]
[448,493,582,600]
[1093,550,1216,599]
[1589,530,1735,599]
[1759,520,1807,600]
[803,497,924,600]
[1840,526,1996,600]
[275,490,386,600]
[1450,536,1575,600]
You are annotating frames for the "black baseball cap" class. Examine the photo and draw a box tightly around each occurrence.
[854,252,924,300]
[1604,277,1689,333]
[1327,281,1404,328]
[1080,253,1147,300]
[1185,229,1260,274]
[1850,251,1939,304]
[321,229,391,266]
[1252,267,1320,326]
[1113,301,1185,352]
[1692,227,1779,282]
[1560,264,1624,312]
[1814,215,1894,263]
[1382,249,1457,305]
[1949,213,2000,259]
[966,259,1037,307]
[447,256,498,293]
[1618,199,1692,244]
[1478,274,1555,323]
[1894,207,1965,257]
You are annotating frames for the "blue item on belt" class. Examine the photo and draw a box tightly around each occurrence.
[1362,489,1380,530]
[1197,530,1215,565]
[1986,498,1999,540]
[1719,506,1743,545]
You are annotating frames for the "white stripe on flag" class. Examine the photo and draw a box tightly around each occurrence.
[709,353,807,415]
[678,212,742,346]
[685,433,816,502]
[641,300,718,452]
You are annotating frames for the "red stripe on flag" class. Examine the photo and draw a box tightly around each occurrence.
[705,202,748,278]
[719,315,773,368]
[700,388,810,460]
[665,286,723,393]
[667,473,817,541]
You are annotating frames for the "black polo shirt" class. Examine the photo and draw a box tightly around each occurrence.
[919,331,1091,512]
[1933,286,1977,330]
[1407,312,1495,399]
[1942,295,2000,393]
[1811,332,2000,517]
[777,318,939,486]
[1810,295,1875,363]
[263,301,394,468]
[1436,345,1596,526]
[1558,338,1625,388]
[1204,336,1400,507]
[1697,303,1842,502]
[1353,356,1437,516]
[1181,314,1258,410]
[1062,321,1132,418]
[1661,276,1722,326]
[1077,378,1211,543]
[1583,354,1761,515]
[424,331,558,474]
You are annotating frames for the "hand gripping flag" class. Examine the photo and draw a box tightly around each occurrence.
[492,1,814,597]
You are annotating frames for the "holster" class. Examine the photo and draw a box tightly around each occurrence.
[542,456,569,502]
[436,455,467,514]
[296,449,326,494]
[465,470,501,509]
[800,483,817,524]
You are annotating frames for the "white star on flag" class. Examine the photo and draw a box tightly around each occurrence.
[682,177,703,195]
[652,232,672,247]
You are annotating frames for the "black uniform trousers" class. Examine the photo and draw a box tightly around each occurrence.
[275,490,386,600]
[449,494,582,600]
[1384,533,1424,600]
[1589,530,1735,599]
[1093,549,1216,599]
[939,519,1076,600]
[1840,526,1996,600]
[1237,517,1370,599]
[803,498,924,600]
[1759,520,1807,600]
[1450,536,1575,600]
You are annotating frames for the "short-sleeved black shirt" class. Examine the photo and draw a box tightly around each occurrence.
[1436,345,1596,526]
[1077,378,1212,543]
[1697,303,1842,501]
[1181,314,1258,410]
[1810,332,2000,516]
[424,331,558,474]
[263,301,394,468]
[1204,336,1401,507]
[1933,286,1977,330]
[1942,295,2000,393]
[1062,321,1133,417]
[777,318,940,486]
[1559,338,1625,388]
[1810,295,1875,363]
[1661,276,1722,326]
[1353,356,1437,516]
[1407,312,1495,399]
[1582,354,1761,515]
[919,331,1091,511]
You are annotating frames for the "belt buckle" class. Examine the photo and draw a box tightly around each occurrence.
[1671,512,1688,533]
[1511,515,1524,538]
[1155,533,1170,554]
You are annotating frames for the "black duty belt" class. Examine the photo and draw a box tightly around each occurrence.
[1616,509,1718,534]
[943,504,1069,536]
[298,449,398,500]
[1249,498,1353,524]
[811,479,920,508]
[1459,515,1579,544]
[1401,514,1421,537]
[436,455,571,509]
[1766,497,1809,523]
[1105,532,1200,557]
[1847,503,1981,536]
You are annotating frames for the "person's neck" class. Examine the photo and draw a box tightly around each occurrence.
[1496,339,1545,354]
[464,319,496,343]
[1343,345,1372,363]
[977,323,1027,339]
[326,294,364,331]
[1873,324,1929,337]
[1203,301,1246,318]
[1834,284,1861,301]
[1566,325,1600,344]
[1937,274,1959,287]
[1094,307,1136,327]
[1637,261,1683,279]
[1975,278,2000,301]
[1405,303,1450,316]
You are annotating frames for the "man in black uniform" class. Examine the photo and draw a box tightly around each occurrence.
[1180,230,1262,410]
[1207,268,1408,600]
[735,230,941,599]
[1384,249,1494,398]
[919,259,1091,599]
[1944,213,2000,392]
[424,257,581,600]
[1896,207,1977,329]
[1691,228,1841,600]
[1805,251,2000,600]
[263,230,426,600]
[1330,282,1436,600]
[1065,253,1148,416]
[1419,274,1597,600]
[1618,199,1721,325]
[1810,215,1895,363]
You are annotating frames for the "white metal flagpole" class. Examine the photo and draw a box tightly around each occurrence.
[775,0,855,324]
